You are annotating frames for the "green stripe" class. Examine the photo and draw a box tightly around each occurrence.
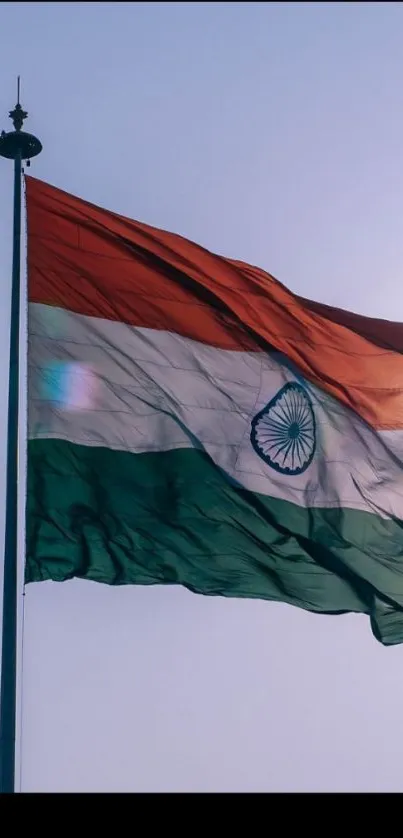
[26,439,403,645]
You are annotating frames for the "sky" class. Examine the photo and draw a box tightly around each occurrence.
[1,0,403,792]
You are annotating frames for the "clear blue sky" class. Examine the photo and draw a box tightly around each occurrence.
[1,1,403,792]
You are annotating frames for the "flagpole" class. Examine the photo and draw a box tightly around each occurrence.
[0,84,42,794]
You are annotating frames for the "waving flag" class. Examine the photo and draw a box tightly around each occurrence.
[25,175,403,645]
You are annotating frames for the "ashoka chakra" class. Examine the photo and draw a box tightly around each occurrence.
[250,382,316,476]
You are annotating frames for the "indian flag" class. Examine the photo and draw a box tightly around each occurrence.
[25,176,403,645]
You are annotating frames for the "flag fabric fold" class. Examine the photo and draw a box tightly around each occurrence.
[25,175,403,644]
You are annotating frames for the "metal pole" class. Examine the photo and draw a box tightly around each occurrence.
[0,85,42,794]
[0,147,22,795]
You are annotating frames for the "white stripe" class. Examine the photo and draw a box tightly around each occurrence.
[28,303,403,519]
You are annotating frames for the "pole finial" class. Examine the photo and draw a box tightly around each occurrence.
[0,81,42,162]
[9,76,27,134]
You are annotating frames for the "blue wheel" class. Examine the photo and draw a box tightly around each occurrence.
[250,382,316,476]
